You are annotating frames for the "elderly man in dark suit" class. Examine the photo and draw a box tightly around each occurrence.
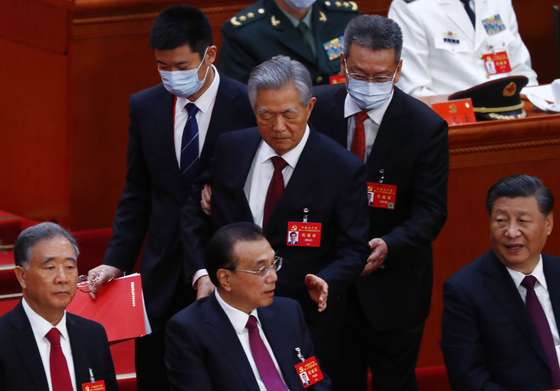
[86,5,255,389]
[442,175,560,391]
[0,222,118,391]
[182,55,369,384]
[167,222,331,391]
[310,15,449,391]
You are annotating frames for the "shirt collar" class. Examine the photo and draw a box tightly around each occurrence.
[214,289,259,334]
[258,125,310,169]
[506,255,548,290]
[22,297,69,342]
[344,90,394,125]
[177,65,220,114]
[275,1,313,28]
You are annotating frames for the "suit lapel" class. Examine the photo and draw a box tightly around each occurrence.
[258,307,299,390]
[10,303,50,389]
[67,314,89,386]
[482,252,549,366]
[205,295,259,389]
[366,89,405,176]
[202,77,234,162]
[266,131,318,232]
[318,86,347,146]
[543,255,560,339]
[157,89,178,173]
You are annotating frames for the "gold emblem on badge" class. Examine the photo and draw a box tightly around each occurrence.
[271,15,281,27]
[319,11,327,22]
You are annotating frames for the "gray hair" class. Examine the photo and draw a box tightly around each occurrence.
[248,55,312,108]
[343,15,403,62]
[486,174,554,215]
[14,222,79,267]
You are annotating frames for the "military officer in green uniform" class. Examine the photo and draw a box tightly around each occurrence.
[218,0,359,85]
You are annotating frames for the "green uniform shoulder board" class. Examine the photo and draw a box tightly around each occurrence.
[229,5,266,28]
[322,0,359,12]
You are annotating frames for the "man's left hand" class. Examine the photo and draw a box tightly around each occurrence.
[361,238,388,276]
[304,274,328,312]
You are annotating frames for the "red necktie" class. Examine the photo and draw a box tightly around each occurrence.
[351,111,369,161]
[46,328,73,391]
[522,276,560,387]
[263,156,288,227]
[246,315,288,390]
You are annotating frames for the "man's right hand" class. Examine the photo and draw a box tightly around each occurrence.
[87,264,122,299]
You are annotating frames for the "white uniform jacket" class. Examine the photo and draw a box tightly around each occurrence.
[388,0,538,96]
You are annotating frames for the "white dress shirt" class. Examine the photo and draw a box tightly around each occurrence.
[214,290,287,390]
[173,65,220,165]
[344,92,393,162]
[506,256,560,366]
[244,125,310,227]
[22,298,77,391]
[174,66,220,285]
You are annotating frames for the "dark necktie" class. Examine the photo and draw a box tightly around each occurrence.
[459,0,476,27]
[263,156,288,227]
[351,111,369,161]
[297,22,316,58]
[46,328,73,391]
[521,275,560,387]
[180,103,199,179]
[246,315,287,390]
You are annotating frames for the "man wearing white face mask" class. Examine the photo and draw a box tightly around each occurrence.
[218,0,359,85]
[85,5,255,390]
[311,15,449,391]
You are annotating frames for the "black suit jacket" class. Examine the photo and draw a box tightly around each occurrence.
[166,294,331,391]
[103,76,255,328]
[0,302,118,391]
[310,85,449,329]
[442,252,560,391]
[182,128,369,317]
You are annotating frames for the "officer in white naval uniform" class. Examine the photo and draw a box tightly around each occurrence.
[388,0,538,96]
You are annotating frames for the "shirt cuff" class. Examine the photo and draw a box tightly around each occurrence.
[192,269,209,288]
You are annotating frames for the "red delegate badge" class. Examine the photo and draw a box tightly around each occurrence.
[367,182,397,209]
[82,380,106,391]
[294,356,324,388]
[286,222,322,247]
[481,51,512,76]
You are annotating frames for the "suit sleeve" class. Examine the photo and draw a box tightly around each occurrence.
[103,95,151,272]
[217,24,259,84]
[388,0,436,96]
[381,118,448,258]
[165,317,212,391]
[441,281,507,391]
[317,163,369,286]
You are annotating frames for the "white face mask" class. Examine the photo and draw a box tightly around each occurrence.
[285,0,316,9]
[159,48,209,97]
[347,76,394,111]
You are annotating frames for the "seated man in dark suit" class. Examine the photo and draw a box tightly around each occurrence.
[166,222,330,390]
[0,222,118,391]
[182,55,369,383]
[442,174,560,391]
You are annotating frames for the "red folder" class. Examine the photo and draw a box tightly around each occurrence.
[68,273,151,342]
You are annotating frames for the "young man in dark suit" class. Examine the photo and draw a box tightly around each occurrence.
[0,223,118,391]
[442,175,560,391]
[310,15,449,391]
[86,5,256,389]
[182,55,369,384]
[167,222,330,391]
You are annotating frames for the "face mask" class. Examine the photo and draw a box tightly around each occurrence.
[346,76,394,111]
[159,49,209,97]
[285,0,316,9]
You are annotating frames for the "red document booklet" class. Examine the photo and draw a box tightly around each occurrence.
[68,273,152,342]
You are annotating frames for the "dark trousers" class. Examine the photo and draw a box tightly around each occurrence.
[335,290,425,391]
